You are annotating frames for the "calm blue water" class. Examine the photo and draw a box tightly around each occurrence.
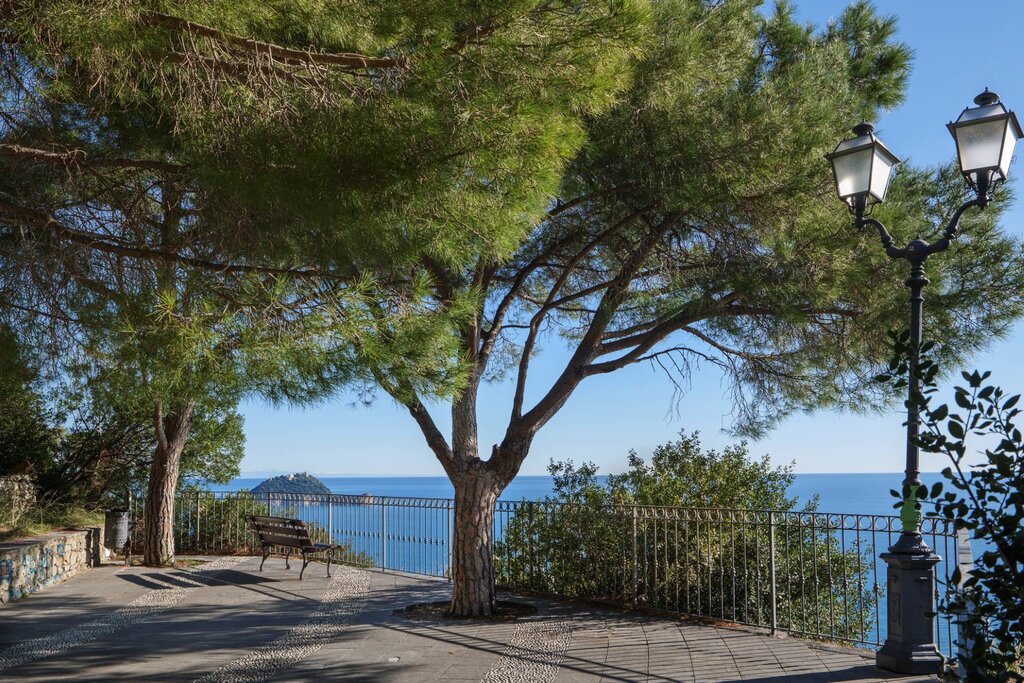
[212,472,947,517]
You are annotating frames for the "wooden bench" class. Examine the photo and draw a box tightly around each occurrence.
[245,515,336,580]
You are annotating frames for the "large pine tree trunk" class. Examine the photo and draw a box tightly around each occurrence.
[409,362,534,617]
[449,469,500,616]
[143,400,195,566]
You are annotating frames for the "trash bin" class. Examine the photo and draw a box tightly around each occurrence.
[104,509,131,551]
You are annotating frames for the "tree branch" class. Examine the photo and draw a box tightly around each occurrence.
[143,12,405,70]
[0,144,185,173]
[0,199,349,280]
[405,397,460,479]
[598,293,740,354]
[510,203,661,421]
[511,210,678,437]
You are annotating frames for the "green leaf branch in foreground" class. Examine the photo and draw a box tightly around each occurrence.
[878,335,1024,679]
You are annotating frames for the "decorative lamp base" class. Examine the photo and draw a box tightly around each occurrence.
[876,539,944,675]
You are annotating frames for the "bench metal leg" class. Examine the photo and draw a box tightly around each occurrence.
[326,550,333,577]
[260,548,269,572]
[284,549,291,570]
[300,555,309,580]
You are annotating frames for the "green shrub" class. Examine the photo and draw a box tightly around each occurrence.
[495,432,873,643]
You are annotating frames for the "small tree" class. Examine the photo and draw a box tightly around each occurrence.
[0,324,248,538]
[0,326,58,480]
[879,336,1024,680]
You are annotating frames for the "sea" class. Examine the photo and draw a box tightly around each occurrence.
[211,472,948,517]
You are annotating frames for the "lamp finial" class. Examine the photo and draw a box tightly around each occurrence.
[975,89,1000,106]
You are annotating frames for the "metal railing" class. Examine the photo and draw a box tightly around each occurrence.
[955,528,974,680]
[137,490,963,658]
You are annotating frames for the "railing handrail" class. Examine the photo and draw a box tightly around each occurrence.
[187,490,457,506]
[182,489,959,534]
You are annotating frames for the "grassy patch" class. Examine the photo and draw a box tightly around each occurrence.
[173,558,207,568]
[0,506,104,542]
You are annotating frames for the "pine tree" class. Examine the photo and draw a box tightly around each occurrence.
[349,2,1024,615]
[1,0,646,569]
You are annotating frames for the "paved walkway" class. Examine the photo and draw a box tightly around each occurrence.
[0,556,939,682]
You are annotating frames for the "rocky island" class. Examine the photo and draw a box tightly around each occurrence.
[251,472,331,495]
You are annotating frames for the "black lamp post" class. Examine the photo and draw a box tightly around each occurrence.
[827,90,1022,675]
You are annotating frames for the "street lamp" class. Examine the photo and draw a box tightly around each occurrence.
[948,89,1022,196]
[827,89,1020,675]
[826,122,901,214]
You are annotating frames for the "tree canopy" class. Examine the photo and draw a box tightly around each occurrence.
[350,0,1024,614]
[2,0,648,273]
[1,0,651,567]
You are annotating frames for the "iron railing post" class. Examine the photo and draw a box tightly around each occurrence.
[381,499,387,572]
[447,499,453,582]
[632,506,639,608]
[956,528,974,680]
[195,489,201,553]
[327,496,333,546]
[769,512,778,636]
[528,501,535,587]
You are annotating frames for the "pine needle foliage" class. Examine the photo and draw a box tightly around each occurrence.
[5,0,648,270]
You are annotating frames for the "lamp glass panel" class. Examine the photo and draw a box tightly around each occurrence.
[955,118,1007,173]
[870,148,896,200]
[999,121,1019,178]
[832,147,873,200]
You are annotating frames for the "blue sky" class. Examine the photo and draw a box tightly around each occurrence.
[237,1,1024,478]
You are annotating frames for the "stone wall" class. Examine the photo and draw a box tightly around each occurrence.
[0,475,36,528]
[0,527,103,603]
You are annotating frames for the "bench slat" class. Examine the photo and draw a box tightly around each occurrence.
[248,515,303,526]
[246,515,328,552]
[257,533,310,549]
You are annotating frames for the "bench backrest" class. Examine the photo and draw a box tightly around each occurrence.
[246,515,314,550]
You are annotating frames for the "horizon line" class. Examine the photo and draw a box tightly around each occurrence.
[236,470,948,478]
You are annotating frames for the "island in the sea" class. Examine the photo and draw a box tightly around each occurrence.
[251,472,331,495]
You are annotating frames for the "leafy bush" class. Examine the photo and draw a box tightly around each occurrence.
[1,506,103,542]
[495,432,873,643]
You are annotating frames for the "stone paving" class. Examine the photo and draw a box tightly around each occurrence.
[0,555,941,682]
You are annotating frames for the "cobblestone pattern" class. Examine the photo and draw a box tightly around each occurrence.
[0,475,35,528]
[0,528,102,604]
[0,555,245,671]
[480,619,572,683]
[196,565,372,683]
